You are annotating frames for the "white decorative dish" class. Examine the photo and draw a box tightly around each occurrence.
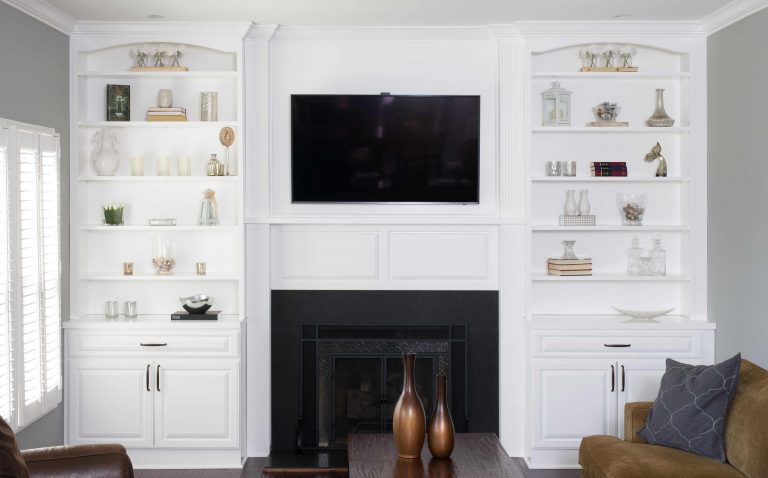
[613,307,674,321]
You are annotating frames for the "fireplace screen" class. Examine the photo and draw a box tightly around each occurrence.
[330,356,436,445]
[300,324,467,449]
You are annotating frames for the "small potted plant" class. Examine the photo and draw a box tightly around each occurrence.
[103,204,124,226]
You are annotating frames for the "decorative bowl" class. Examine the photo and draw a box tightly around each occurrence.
[616,193,646,226]
[613,307,674,321]
[179,294,213,314]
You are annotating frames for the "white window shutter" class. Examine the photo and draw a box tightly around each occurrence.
[0,127,13,425]
[4,124,61,430]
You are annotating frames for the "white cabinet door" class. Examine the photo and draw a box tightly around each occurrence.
[153,359,239,448]
[67,358,153,447]
[533,360,617,449]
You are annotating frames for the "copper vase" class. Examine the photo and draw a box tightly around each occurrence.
[393,352,426,459]
[427,374,455,458]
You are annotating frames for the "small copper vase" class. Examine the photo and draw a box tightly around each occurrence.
[393,353,426,459]
[427,374,455,458]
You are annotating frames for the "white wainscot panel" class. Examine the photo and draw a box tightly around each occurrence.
[273,229,381,287]
[389,230,495,286]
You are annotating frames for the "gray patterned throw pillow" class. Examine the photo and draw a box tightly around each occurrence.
[638,353,741,462]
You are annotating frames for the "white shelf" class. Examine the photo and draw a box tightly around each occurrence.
[531,225,689,232]
[532,273,690,282]
[78,121,240,129]
[78,225,240,232]
[79,176,238,182]
[81,274,239,281]
[533,72,690,80]
[532,127,690,134]
[79,70,237,79]
[531,176,689,183]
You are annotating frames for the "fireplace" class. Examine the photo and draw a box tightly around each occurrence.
[301,324,467,448]
[271,290,499,451]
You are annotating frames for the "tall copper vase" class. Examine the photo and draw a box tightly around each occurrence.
[427,374,455,458]
[392,353,426,459]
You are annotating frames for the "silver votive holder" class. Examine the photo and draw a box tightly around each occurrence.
[563,161,577,176]
[546,161,562,176]
[105,300,119,319]
[124,300,138,319]
[196,262,207,276]
[201,92,218,121]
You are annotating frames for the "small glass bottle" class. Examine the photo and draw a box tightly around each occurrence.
[206,153,222,176]
[627,236,642,275]
[650,235,667,276]
[199,188,220,226]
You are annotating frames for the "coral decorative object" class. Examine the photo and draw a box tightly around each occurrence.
[393,353,426,459]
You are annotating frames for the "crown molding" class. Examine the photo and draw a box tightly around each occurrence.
[1,0,75,35]
[516,20,705,36]
[244,24,279,40]
[71,21,252,37]
[701,0,768,35]
[271,25,495,41]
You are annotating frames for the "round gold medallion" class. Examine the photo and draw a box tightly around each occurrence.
[219,127,235,148]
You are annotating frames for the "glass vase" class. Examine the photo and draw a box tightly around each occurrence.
[646,89,675,127]
[152,235,175,275]
[617,193,646,226]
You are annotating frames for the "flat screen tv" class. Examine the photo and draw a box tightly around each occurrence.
[291,94,480,203]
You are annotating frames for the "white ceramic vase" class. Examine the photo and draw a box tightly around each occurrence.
[91,130,120,176]
[564,190,578,215]
[578,190,591,215]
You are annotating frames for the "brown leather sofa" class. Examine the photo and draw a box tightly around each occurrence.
[1,415,134,478]
[579,359,768,478]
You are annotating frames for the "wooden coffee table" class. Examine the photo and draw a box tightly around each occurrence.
[347,433,525,477]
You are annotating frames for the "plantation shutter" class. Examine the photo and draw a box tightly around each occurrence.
[5,122,61,429]
[0,127,13,424]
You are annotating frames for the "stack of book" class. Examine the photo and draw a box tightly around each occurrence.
[547,258,593,276]
[590,161,627,176]
[146,107,187,122]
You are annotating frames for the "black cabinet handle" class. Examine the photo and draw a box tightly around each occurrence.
[621,365,626,392]
[604,344,631,348]
[156,365,161,392]
[146,364,150,391]
[140,343,167,347]
[610,365,615,392]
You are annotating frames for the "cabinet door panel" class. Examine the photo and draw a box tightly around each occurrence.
[67,359,153,447]
[533,360,617,449]
[154,359,239,448]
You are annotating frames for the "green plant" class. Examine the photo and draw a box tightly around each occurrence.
[103,204,124,225]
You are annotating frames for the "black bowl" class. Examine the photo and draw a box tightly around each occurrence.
[182,303,212,314]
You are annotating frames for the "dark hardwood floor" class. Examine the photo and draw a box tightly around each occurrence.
[134,457,580,478]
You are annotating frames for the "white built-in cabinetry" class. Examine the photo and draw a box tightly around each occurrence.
[527,318,714,468]
[524,37,713,469]
[66,25,249,468]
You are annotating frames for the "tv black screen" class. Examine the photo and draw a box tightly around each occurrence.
[291,95,480,203]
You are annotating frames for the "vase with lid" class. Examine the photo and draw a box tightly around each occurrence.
[646,89,675,127]
[393,353,426,459]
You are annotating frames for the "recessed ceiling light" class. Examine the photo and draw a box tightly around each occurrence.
[146,14,165,19]
[614,14,633,18]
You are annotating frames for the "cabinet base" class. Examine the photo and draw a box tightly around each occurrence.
[127,448,243,469]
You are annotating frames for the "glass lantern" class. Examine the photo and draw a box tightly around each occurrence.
[542,81,572,126]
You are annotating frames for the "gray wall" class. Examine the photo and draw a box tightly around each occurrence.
[708,8,768,368]
[0,1,69,448]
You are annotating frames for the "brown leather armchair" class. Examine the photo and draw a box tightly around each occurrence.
[1,415,134,478]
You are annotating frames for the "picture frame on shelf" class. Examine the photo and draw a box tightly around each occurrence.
[106,84,130,121]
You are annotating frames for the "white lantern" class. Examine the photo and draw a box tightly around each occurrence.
[541,81,572,126]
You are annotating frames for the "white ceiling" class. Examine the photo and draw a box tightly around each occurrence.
[43,0,733,25]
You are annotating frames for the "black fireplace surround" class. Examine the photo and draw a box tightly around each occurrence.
[271,290,499,451]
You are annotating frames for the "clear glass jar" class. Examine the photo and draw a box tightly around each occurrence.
[650,235,667,276]
[627,236,642,275]
[199,189,220,226]
[152,234,175,275]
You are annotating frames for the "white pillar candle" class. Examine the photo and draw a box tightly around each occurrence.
[177,156,192,176]
[157,157,171,176]
[130,156,144,176]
